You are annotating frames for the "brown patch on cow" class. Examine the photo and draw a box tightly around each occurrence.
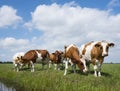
[91,42,102,58]
[82,41,94,55]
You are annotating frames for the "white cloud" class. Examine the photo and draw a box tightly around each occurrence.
[0,5,22,28]
[24,3,120,63]
[0,37,29,50]
[25,3,120,42]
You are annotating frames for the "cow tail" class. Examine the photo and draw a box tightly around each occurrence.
[64,45,67,60]
[47,51,50,60]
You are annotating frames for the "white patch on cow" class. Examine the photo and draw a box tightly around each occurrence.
[94,65,98,77]
[66,44,76,52]
[101,42,108,56]
[35,51,43,62]
[81,41,99,61]
[79,44,85,55]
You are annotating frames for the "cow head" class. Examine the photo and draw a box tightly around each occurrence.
[95,41,115,57]
[16,56,24,66]
[77,60,85,72]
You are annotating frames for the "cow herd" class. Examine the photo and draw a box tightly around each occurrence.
[13,40,114,77]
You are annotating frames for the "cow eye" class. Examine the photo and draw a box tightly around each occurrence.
[106,46,109,50]
[100,46,103,50]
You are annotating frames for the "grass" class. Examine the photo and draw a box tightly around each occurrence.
[0,63,120,91]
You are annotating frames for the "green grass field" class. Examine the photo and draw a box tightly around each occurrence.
[0,63,120,91]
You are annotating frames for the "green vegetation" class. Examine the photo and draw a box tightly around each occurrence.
[0,64,120,91]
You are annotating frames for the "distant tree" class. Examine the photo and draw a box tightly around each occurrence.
[110,62,113,64]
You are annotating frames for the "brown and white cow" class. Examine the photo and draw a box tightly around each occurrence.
[13,52,25,72]
[63,44,87,75]
[80,41,115,77]
[20,49,50,72]
[49,50,64,70]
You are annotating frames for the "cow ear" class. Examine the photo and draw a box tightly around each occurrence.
[109,43,115,47]
[64,45,67,49]
[95,43,101,47]
[17,57,20,60]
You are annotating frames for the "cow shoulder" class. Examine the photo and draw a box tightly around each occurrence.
[91,42,103,59]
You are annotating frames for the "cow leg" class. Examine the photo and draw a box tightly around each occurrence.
[81,58,88,72]
[42,63,44,70]
[64,61,68,75]
[14,64,19,72]
[54,64,57,70]
[94,65,98,77]
[98,63,102,77]
[69,60,76,73]
[91,59,98,77]
[49,60,52,69]
[30,61,34,72]
[72,64,76,73]
[87,62,90,74]
[57,64,60,70]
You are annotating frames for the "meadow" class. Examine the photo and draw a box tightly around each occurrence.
[0,63,119,91]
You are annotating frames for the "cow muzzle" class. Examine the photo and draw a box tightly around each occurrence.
[102,53,108,57]
[83,68,88,73]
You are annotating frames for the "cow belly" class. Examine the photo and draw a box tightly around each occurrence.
[36,58,42,63]
[36,58,48,64]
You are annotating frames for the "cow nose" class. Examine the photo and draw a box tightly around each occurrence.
[103,54,108,57]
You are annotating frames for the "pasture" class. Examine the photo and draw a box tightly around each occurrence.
[0,63,119,91]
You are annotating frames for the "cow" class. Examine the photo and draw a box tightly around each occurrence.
[79,41,115,77]
[49,50,64,70]
[20,49,50,72]
[13,52,25,72]
[63,44,87,75]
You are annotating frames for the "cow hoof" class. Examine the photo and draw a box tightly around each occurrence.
[94,75,98,77]
[98,75,101,77]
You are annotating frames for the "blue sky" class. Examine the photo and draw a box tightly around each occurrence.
[0,0,120,63]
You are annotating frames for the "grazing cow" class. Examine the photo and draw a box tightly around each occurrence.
[13,52,25,72]
[63,44,87,75]
[49,50,64,70]
[20,49,50,72]
[79,41,115,77]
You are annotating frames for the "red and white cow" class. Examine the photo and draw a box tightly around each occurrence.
[20,49,50,72]
[13,52,25,72]
[64,44,87,75]
[49,50,64,70]
[80,41,114,77]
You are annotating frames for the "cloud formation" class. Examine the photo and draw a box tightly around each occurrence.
[25,3,120,44]
[0,5,22,28]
